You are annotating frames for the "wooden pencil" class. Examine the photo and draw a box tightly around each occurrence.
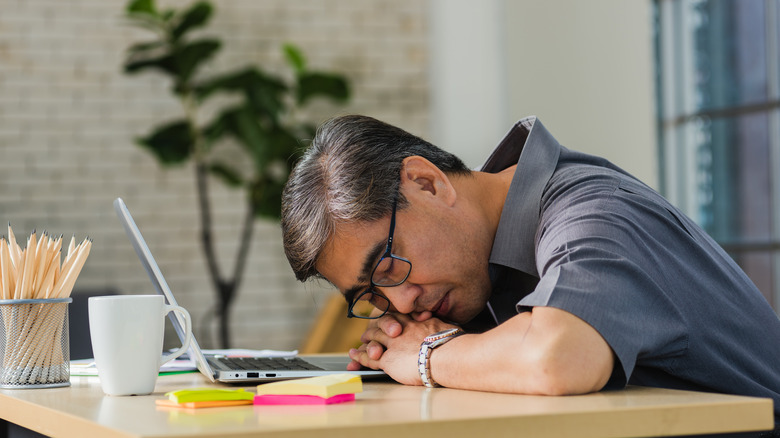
[54,239,91,299]
[1,238,9,300]
[6,224,21,268]
[31,232,47,296]
[0,227,91,385]
[35,235,60,299]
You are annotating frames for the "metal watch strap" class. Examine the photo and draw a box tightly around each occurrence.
[418,328,464,388]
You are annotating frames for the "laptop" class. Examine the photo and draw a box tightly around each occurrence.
[113,197,385,383]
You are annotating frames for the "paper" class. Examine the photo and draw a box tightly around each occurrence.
[156,399,253,409]
[70,348,297,376]
[253,393,355,405]
[69,358,198,376]
[256,373,363,398]
[166,387,254,403]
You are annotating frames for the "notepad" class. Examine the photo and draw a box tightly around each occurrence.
[165,388,254,404]
[253,393,355,405]
[255,373,363,398]
[156,399,253,409]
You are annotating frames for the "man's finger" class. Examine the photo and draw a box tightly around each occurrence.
[348,347,380,370]
[346,359,363,371]
[412,310,433,321]
[360,326,383,344]
[366,340,385,360]
[378,315,403,337]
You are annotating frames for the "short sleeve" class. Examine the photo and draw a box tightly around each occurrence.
[519,180,691,387]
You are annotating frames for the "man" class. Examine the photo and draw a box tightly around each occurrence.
[281,115,780,422]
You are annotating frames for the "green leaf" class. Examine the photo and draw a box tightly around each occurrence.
[296,72,349,105]
[250,178,284,219]
[171,2,213,42]
[283,44,306,73]
[195,69,287,119]
[127,0,157,15]
[124,53,176,76]
[124,13,166,35]
[265,126,300,163]
[244,79,287,120]
[126,39,221,84]
[208,162,244,187]
[232,108,272,164]
[160,9,176,22]
[211,105,303,175]
[136,120,194,164]
[211,107,269,164]
[193,68,254,99]
[202,116,227,143]
[127,40,166,56]
[172,39,221,84]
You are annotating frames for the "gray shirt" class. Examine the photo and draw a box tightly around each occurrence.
[479,116,780,421]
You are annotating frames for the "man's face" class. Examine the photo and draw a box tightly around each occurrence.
[315,190,493,325]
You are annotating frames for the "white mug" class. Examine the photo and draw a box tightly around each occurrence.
[88,295,192,396]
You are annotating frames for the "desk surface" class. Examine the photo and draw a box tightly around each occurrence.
[0,372,773,438]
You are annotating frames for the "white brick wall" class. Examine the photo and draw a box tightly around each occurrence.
[0,0,430,350]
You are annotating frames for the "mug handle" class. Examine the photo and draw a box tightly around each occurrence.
[159,305,193,367]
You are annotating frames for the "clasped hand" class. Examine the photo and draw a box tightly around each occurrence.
[346,312,458,385]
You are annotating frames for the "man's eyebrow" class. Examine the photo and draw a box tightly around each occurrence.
[343,240,386,305]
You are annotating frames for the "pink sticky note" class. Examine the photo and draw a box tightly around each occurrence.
[253,393,355,405]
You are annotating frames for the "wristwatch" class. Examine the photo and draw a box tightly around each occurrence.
[418,328,464,388]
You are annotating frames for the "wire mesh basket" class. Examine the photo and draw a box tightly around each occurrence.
[0,298,71,388]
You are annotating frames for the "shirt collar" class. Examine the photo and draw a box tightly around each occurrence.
[480,116,562,276]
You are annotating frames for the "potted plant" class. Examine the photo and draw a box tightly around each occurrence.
[122,0,350,347]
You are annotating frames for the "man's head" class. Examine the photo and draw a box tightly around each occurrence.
[282,115,493,323]
[282,115,470,281]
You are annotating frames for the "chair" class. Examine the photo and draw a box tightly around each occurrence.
[299,293,369,354]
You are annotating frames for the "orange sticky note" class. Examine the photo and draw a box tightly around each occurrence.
[155,399,253,409]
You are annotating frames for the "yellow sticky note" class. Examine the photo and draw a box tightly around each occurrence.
[165,387,254,404]
[256,373,363,398]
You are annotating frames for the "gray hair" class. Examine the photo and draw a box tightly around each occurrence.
[281,114,470,282]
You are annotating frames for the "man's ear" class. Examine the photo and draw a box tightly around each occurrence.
[400,156,456,206]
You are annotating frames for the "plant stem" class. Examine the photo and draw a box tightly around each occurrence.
[186,90,259,348]
[231,197,256,295]
[182,87,232,348]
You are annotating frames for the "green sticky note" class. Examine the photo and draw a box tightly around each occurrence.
[166,387,254,404]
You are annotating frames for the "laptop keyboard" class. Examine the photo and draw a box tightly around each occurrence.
[213,356,325,371]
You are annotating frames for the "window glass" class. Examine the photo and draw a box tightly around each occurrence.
[690,114,771,242]
[688,0,768,113]
[656,0,779,310]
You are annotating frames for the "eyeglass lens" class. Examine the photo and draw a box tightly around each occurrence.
[372,255,411,287]
[349,290,390,319]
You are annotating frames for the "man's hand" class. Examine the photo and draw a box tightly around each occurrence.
[347,313,458,385]
[346,310,435,369]
[347,314,403,366]
[348,307,613,394]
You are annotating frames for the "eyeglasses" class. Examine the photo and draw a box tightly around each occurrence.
[347,195,412,319]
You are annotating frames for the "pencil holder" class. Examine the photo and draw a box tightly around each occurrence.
[0,298,71,388]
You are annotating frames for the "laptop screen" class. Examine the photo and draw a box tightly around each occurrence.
[113,197,215,381]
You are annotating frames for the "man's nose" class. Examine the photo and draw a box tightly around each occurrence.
[381,282,421,315]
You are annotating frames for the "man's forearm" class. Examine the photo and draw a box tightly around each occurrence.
[429,308,614,395]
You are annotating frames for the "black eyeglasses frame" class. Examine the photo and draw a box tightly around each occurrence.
[346,195,412,319]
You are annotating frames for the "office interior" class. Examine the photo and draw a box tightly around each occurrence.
[0,0,777,356]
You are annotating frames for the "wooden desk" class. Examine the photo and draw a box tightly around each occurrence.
[0,373,773,438]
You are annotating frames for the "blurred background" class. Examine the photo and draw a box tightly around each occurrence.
[0,0,777,352]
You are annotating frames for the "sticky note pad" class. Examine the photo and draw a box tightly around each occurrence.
[254,393,355,405]
[255,373,363,398]
[165,388,255,404]
[156,399,253,409]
